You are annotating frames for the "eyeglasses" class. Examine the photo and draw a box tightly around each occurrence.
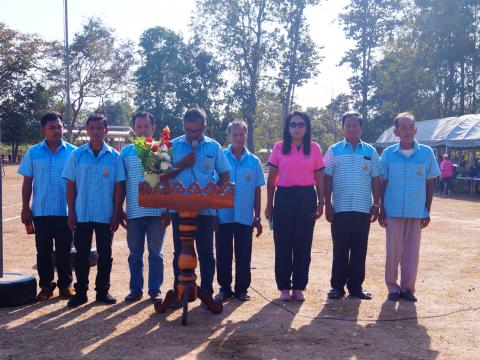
[289,122,306,128]
[185,128,204,134]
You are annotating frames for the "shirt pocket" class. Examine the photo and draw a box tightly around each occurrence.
[198,153,215,175]
[356,156,372,176]
[408,162,426,181]
[237,166,255,187]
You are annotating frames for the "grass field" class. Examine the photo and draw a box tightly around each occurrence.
[1,164,479,359]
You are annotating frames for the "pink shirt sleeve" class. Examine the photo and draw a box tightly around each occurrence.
[312,142,325,170]
[268,142,281,167]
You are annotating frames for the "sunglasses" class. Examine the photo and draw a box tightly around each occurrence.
[185,128,204,134]
[289,122,306,128]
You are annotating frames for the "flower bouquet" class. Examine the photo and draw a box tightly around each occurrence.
[133,126,173,188]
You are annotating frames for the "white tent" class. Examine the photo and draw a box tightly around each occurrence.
[375,114,480,148]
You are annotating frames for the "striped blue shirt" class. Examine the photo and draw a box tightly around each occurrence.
[61,142,126,224]
[171,135,231,215]
[217,146,266,226]
[381,140,440,218]
[17,140,77,217]
[324,139,382,214]
[121,144,164,219]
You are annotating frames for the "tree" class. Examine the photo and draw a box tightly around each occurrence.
[253,88,284,151]
[96,100,134,126]
[193,0,278,151]
[0,84,52,160]
[0,24,55,159]
[339,0,403,121]
[135,27,225,139]
[46,18,135,141]
[275,0,322,120]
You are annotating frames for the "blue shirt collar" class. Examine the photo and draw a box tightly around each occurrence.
[84,141,112,157]
[227,145,251,162]
[393,139,419,154]
[41,139,66,152]
[178,134,208,146]
[341,138,364,149]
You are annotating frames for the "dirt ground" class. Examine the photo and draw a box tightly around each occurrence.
[0,164,479,360]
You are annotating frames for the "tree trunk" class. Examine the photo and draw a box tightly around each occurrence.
[460,58,465,115]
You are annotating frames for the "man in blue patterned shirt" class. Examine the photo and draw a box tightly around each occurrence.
[379,112,440,302]
[18,112,77,301]
[62,114,126,308]
[324,111,382,300]
[120,112,170,303]
[169,108,230,307]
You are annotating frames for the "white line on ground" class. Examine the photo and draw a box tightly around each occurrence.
[2,215,21,222]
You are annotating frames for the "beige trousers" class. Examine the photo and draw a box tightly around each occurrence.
[385,217,422,294]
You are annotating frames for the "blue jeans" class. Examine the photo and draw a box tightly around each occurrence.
[127,217,165,295]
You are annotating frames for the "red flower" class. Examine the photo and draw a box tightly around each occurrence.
[145,137,153,143]
[165,140,172,148]
[160,127,170,141]
[152,144,159,152]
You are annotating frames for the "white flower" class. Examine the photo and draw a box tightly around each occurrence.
[160,161,171,171]
[160,152,171,161]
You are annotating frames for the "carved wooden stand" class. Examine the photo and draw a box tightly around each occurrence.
[139,180,234,325]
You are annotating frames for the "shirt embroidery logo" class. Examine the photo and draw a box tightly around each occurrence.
[245,173,252,181]
[363,163,369,171]
[103,169,110,177]
[204,161,211,170]
[416,167,423,176]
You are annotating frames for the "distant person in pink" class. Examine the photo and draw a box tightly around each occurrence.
[440,154,454,195]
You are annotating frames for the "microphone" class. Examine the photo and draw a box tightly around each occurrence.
[191,140,199,151]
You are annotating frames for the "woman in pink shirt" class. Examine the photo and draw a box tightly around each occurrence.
[440,154,454,195]
[265,110,325,301]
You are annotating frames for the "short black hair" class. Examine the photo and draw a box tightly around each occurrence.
[183,108,207,126]
[86,113,108,128]
[341,111,363,127]
[132,111,155,126]
[40,111,63,127]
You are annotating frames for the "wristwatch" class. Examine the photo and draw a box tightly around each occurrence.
[254,217,261,222]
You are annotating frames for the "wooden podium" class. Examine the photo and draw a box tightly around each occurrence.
[139,180,234,325]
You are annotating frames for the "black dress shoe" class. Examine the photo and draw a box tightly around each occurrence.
[96,293,117,305]
[387,292,401,301]
[400,290,417,302]
[349,290,372,300]
[67,294,88,308]
[214,291,233,302]
[124,292,143,303]
[236,292,251,302]
[327,288,345,299]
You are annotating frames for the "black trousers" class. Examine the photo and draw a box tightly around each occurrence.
[73,222,113,296]
[273,186,317,290]
[330,211,371,294]
[216,222,253,295]
[33,216,73,290]
[172,213,215,294]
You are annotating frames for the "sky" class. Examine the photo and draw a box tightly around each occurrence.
[0,0,353,109]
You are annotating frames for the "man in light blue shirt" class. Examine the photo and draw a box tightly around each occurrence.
[215,120,265,302]
[379,112,440,302]
[169,108,230,305]
[62,113,126,307]
[121,111,170,303]
[17,111,76,301]
[324,111,382,301]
